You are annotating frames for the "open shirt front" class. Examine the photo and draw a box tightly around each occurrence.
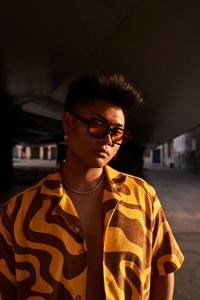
[0,161,184,300]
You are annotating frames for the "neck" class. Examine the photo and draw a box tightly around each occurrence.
[62,151,104,192]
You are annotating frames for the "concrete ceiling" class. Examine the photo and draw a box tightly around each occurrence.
[1,0,200,149]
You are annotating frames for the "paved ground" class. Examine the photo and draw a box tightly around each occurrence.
[1,160,200,299]
[142,167,200,300]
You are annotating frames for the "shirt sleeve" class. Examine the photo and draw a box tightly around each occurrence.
[0,202,17,300]
[151,191,184,275]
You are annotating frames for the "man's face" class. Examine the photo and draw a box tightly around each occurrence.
[63,98,125,168]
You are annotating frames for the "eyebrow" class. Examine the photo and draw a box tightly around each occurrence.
[91,113,125,128]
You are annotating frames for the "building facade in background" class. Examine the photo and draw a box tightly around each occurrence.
[143,125,200,173]
[143,142,173,168]
[13,144,57,161]
[13,125,200,174]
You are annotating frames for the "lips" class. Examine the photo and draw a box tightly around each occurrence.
[94,148,109,157]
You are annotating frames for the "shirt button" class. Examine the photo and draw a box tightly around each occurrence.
[79,249,85,255]
[75,295,81,300]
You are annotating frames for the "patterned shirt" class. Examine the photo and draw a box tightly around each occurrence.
[0,162,184,300]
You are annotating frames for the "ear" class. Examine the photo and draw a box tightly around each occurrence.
[62,112,73,133]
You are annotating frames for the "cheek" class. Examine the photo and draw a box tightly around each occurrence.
[68,127,95,152]
[69,126,86,143]
[110,146,120,159]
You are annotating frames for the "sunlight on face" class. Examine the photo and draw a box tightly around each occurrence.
[63,98,125,169]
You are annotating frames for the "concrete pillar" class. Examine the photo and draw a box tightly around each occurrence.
[25,146,31,159]
[143,150,152,168]
[40,146,44,159]
[47,146,51,160]
[17,145,23,158]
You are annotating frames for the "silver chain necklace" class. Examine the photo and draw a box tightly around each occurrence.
[62,173,105,195]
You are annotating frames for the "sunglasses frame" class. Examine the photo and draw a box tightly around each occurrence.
[71,112,130,145]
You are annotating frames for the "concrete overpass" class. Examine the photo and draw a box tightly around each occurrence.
[1,0,200,181]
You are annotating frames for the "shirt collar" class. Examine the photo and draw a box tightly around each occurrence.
[39,161,127,198]
[104,164,126,190]
[40,161,64,198]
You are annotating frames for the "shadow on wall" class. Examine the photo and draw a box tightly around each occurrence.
[109,141,144,177]
[57,141,145,177]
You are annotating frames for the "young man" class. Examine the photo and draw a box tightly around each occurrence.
[0,73,183,299]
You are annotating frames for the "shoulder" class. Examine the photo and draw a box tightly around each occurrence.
[125,172,156,197]
[105,164,156,199]
[1,164,65,219]
[1,179,44,219]
[120,171,162,216]
[105,165,161,219]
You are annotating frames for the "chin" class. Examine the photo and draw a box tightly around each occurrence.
[93,157,110,168]
[82,157,107,169]
[78,154,112,169]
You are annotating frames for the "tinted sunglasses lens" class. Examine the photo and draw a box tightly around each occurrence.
[112,130,124,144]
[113,131,129,145]
[89,120,108,137]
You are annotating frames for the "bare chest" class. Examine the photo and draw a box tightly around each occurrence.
[68,189,105,299]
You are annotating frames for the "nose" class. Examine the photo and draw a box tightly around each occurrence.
[102,131,113,146]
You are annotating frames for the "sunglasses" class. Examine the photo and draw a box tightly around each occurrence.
[71,112,130,145]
